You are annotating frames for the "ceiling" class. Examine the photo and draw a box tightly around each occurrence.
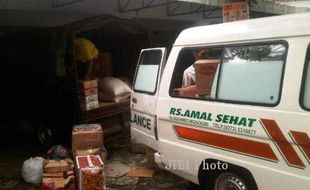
[266,0,310,8]
[0,0,309,27]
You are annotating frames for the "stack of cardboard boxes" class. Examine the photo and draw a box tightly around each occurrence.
[41,159,75,190]
[72,124,105,190]
[81,80,99,111]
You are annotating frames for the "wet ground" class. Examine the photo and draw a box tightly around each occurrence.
[0,125,200,190]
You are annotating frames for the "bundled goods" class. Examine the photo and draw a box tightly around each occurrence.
[76,155,105,190]
[21,157,45,184]
[72,124,106,162]
[71,124,107,190]
[41,159,75,190]
[98,77,131,103]
[80,80,99,111]
[71,124,103,154]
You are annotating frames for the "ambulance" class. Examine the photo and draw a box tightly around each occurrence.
[131,13,310,190]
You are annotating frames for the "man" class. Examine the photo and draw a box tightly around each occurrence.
[182,49,208,87]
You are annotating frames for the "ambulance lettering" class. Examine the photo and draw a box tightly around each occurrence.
[131,113,151,130]
[215,114,256,127]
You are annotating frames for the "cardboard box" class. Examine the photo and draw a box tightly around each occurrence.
[75,148,100,156]
[79,167,105,190]
[43,159,74,173]
[223,1,249,23]
[76,155,103,168]
[174,85,196,97]
[79,80,99,111]
[75,155,105,190]
[41,174,75,190]
[127,168,154,178]
[43,170,74,178]
[84,94,98,104]
[83,88,98,96]
[81,80,97,90]
[41,169,75,190]
[84,100,99,111]
[72,124,103,152]
[194,59,220,96]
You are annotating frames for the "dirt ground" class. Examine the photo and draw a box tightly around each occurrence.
[0,125,200,190]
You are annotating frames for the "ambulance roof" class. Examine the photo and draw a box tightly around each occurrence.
[175,13,310,46]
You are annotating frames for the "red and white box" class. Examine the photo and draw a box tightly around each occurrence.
[76,155,104,168]
[75,155,105,190]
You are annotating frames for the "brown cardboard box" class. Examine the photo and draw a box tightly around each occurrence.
[174,85,196,97]
[82,93,99,111]
[43,159,74,173]
[72,124,103,152]
[83,88,98,96]
[41,174,75,190]
[84,94,98,103]
[81,80,98,90]
[223,1,249,23]
[42,164,75,190]
[79,80,99,111]
[84,100,99,111]
[194,59,220,96]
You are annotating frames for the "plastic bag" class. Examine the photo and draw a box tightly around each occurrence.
[21,157,45,184]
[47,144,69,160]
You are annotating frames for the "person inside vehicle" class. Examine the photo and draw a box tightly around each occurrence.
[182,49,208,87]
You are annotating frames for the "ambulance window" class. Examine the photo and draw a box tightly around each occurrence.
[134,50,162,94]
[169,42,286,106]
[217,43,286,105]
[169,47,223,99]
[301,46,310,110]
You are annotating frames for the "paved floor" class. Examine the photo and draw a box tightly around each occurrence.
[104,127,199,190]
[0,126,200,190]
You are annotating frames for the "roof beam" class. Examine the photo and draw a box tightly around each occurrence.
[177,0,310,14]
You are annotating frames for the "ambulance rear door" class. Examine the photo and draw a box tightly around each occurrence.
[130,48,167,150]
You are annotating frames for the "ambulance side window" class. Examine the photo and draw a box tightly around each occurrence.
[169,42,287,106]
[169,47,223,99]
[134,50,162,94]
[300,45,310,110]
[217,44,286,105]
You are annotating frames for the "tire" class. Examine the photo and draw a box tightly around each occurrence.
[36,123,58,148]
[214,172,249,190]
[200,161,258,190]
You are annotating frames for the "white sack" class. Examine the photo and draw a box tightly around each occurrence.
[21,157,44,184]
[98,77,131,102]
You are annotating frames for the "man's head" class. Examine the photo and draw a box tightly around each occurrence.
[193,49,208,60]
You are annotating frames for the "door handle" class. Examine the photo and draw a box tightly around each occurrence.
[132,97,137,103]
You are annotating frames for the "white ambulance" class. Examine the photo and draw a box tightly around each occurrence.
[131,13,310,190]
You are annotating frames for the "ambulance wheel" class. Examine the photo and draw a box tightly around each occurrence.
[199,160,258,190]
[214,172,249,190]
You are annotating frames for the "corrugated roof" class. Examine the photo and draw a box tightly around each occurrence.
[178,0,310,14]
[266,0,310,8]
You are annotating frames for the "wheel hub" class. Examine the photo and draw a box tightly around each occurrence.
[215,173,247,190]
